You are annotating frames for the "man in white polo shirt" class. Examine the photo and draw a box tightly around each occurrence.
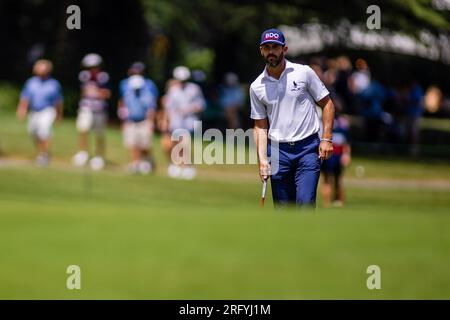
[251,28,335,207]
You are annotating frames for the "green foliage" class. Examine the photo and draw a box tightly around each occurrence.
[61,88,80,118]
[184,47,215,75]
[392,0,450,30]
[0,83,20,114]
[138,0,450,82]
[1,0,449,86]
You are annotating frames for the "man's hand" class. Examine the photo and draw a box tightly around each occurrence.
[259,160,271,182]
[319,140,333,160]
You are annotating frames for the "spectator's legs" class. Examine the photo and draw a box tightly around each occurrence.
[130,146,140,163]
[321,172,333,208]
[161,133,172,160]
[95,133,105,158]
[334,171,345,206]
[78,132,89,152]
[406,116,421,157]
[225,107,239,129]
[37,139,49,155]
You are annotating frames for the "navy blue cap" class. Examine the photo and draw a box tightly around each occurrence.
[260,28,285,46]
[129,61,145,73]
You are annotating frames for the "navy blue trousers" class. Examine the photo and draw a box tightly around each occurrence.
[268,134,321,207]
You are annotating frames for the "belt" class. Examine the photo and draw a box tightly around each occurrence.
[270,133,319,146]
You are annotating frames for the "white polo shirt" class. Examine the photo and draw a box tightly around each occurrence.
[250,60,329,142]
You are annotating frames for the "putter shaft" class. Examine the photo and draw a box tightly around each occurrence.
[261,179,267,207]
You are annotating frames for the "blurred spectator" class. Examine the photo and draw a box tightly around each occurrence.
[334,56,354,114]
[322,59,345,113]
[311,60,352,207]
[384,81,424,153]
[16,59,63,166]
[349,58,371,95]
[350,59,386,143]
[158,78,178,168]
[404,81,424,156]
[310,61,324,81]
[191,69,207,88]
[118,63,158,174]
[162,66,206,180]
[320,106,351,207]
[119,62,159,103]
[202,84,224,132]
[359,79,387,143]
[424,85,443,114]
[219,72,245,129]
[72,53,111,170]
[382,83,404,144]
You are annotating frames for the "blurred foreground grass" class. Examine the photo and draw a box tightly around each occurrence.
[0,101,450,299]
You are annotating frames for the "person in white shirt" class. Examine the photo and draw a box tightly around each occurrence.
[162,66,206,180]
[72,53,111,171]
[250,28,335,207]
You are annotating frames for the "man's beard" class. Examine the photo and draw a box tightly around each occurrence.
[265,52,283,67]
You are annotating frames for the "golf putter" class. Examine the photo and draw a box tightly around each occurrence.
[261,178,268,208]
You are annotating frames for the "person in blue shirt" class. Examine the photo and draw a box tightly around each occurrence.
[404,81,424,156]
[119,62,159,101]
[16,59,63,166]
[118,65,158,174]
[219,72,245,129]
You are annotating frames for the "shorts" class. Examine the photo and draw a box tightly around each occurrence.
[321,154,343,177]
[28,107,56,140]
[123,120,152,149]
[76,108,107,134]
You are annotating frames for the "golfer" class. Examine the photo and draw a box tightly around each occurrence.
[250,28,335,207]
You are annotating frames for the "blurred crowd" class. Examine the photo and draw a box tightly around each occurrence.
[15,54,248,179]
[14,53,448,180]
[309,56,429,152]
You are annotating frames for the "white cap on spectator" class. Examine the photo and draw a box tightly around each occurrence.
[173,66,190,81]
[81,53,103,68]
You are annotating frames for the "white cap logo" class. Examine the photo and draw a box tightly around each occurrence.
[265,33,279,39]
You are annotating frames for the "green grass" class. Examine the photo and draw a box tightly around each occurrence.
[0,111,450,299]
[421,117,450,133]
